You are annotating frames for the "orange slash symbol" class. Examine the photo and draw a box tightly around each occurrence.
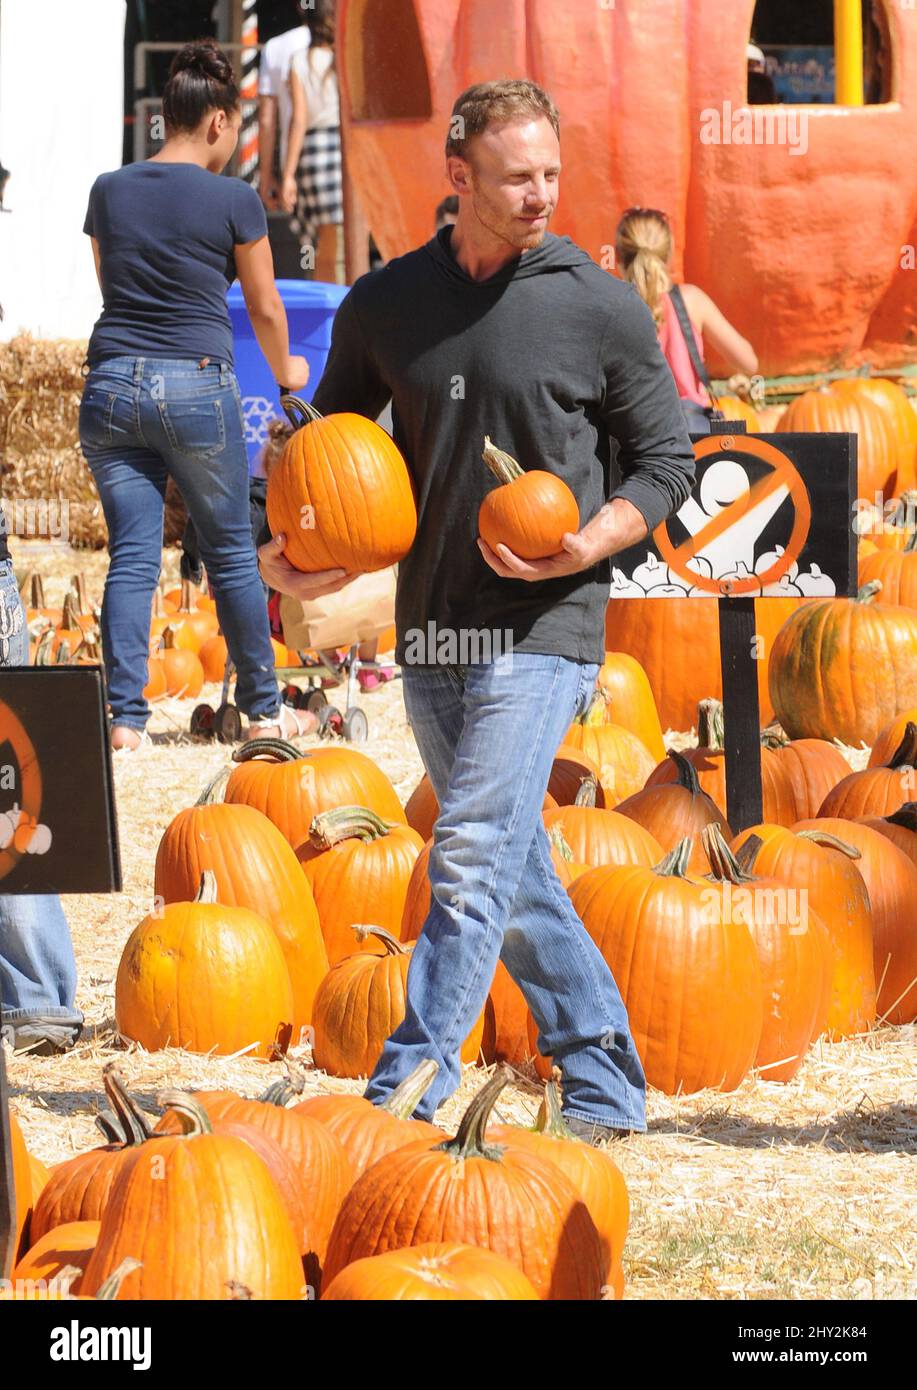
[655,435,812,597]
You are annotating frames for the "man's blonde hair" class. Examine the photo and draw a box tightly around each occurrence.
[446,80,560,160]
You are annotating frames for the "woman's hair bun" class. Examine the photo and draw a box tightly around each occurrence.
[169,39,233,85]
[163,40,239,132]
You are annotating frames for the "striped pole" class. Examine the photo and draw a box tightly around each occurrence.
[238,0,260,182]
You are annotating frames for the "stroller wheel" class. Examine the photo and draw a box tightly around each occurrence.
[318,705,343,739]
[214,703,243,744]
[190,703,216,738]
[342,707,369,744]
[305,688,328,714]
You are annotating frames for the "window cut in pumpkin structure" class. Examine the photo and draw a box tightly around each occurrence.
[344,0,432,121]
[749,0,893,104]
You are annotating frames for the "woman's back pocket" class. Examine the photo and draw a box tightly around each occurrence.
[159,399,226,458]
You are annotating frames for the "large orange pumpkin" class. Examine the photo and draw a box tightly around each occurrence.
[835,377,917,496]
[154,799,328,1035]
[81,1093,304,1301]
[321,1242,539,1301]
[859,532,917,609]
[764,735,853,823]
[299,805,423,964]
[869,707,917,767]
[777,383,899,499]
[645,700,797,828]
[795,817,917,1026]
[294,1059,442,1182]
[604,594,800,733]
[487,1080,629,1292]
[703,827,826,1083]
[595,653,666,763]
[13,1221,100,1295]
[312,924,484,1077]
[155,1082,351,1289]
[159,629,205,698]
[30,1067,158,1243]
[769,582,917,747]
[542,787,664,870]
[323,1070,605,1300]
[224,737,406,847]
[115,871,294,1059]
[615,749,730,873]
[568,841,762,1094]
[818,723,917,820]
[730,826,876,1040]
[562,699,655,808]
[266,401,417,573]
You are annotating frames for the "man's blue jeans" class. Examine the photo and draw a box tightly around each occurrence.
[364,654,647,1130]
[80,356,281,730]
[0,560,81,1028]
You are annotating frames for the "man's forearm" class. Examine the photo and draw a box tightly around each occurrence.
[590,496,650,560]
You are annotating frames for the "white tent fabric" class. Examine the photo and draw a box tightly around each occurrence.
[0,0,126,341]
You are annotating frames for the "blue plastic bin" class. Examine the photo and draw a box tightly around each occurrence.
[226,279,350,475]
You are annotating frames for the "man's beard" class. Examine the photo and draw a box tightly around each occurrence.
[471,190,553,252]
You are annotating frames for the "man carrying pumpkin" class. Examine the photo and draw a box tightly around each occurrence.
[260,80,695,1140]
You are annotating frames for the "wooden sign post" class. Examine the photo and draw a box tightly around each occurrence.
[608,421,857,831]
[0,665,121,1279]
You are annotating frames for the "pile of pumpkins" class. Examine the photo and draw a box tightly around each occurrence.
[6,1063,627,1301]
[110,647,916,1119]
[24,573,103,667]
[607,374,917,733]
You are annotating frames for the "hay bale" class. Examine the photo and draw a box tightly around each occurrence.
[0,334,187,549]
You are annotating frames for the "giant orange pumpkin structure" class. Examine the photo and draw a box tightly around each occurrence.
[338,0,917,377]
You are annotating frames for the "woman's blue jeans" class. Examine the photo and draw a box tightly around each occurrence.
[0,560,81,1026]
[364,654,647,1131]
[79,356,281,729]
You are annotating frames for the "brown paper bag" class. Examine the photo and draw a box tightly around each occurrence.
[279,567,397,651]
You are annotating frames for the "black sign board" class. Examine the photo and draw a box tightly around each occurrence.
[609,432,857,601]
[0,666,121,893]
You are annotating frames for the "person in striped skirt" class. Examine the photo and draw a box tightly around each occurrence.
[280,0,343,284]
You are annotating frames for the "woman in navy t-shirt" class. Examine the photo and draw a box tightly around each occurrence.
[81,40,351,749]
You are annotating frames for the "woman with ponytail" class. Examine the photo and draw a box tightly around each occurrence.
[615,208,758,435]
[81,41,349,750]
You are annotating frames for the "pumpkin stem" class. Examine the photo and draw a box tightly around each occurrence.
[280,393,323,427]
[702,824,753,883]
[905,530,917,554]
[887,722,917,770]
[33,627,55,665]
[161,624,179,650]
[796,829,862,859]
[226,1281,255,1300]
[573,774,599,808]
[884,801,917,832]
[668,750,703,796]
[547,826,575,862]
[156,1090,214,1136]
[760,723,789,749]
[436,1067,510,1161]
[179,577,195,613]
[856,580,882,604]
[481,436,524,485]
[533,1079,577,1141]
[231,737,301,765]
[734,834,765,875]
[577,691,611,728]
[194,870,219,904]
[95,1257,142,1300]
[653,838,694,878]
[697,698,725,750]
[59,590,80,631]
[354,924,410,955]
[20,572,45,608]
[95,1064,158,1147]
[381,1057,439,1119]
[70,573,91,612]
[196,766,231,805]
[258,1079,300,1107]
[308,805,396,849]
